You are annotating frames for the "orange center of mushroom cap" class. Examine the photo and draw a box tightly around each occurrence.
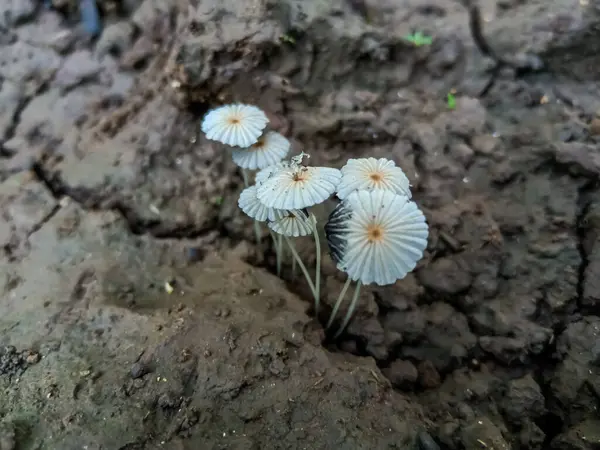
[252,137,266,149]
[366,224,384,242]
[292,168,309,182]
[227,116,241,125]
[369,172,383,182]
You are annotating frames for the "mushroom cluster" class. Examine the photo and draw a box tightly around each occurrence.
[201,104,429,337]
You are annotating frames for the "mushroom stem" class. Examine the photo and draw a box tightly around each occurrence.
[241,168,263,247]
[334,280,362,338]
[276,233,283,276]
[283,235,317,300]
[309,214,321,314]
[326,276,352,329]
[268,229,282,276]
[241,168,250,187]
[253,221,262,246]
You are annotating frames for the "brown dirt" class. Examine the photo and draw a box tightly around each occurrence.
[1,0,600,449]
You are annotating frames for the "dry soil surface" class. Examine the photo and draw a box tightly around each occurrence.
[1,0,600,449]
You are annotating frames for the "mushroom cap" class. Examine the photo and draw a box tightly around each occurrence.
[256,164,342,210]
[325,189,428,286]
[231,131,291,170]
[238,185,282,222]
[255,162,289,185]
[337,157,411,200]
[201,104,268,148]
[268,210,314,237]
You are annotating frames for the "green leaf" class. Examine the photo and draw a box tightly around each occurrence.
[403,31,433,47]
[446,93,456,110]
[280,34,296,45]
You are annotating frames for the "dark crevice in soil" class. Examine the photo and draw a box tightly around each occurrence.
[30,160,222,240]
[461,0,545,96]
[575,180,599,315]
[514,176,599,447]
[3,81,50,145]
[184,100,211,119]
[28,204,61,237]
[0,144,13,158]
[531,320,566,448]
[118,442,147,450]
[576,189,591,308]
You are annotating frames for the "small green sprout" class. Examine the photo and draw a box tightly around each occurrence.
[211,196,224,206]
[279,34,296,45]
[403,31,433,47]
[446,92,456,110]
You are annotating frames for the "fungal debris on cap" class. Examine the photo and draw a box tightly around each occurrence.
[256,154,342,210]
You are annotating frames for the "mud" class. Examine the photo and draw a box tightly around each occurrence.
[1,0,600,449]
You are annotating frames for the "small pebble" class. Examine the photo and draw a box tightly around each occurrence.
[130,362,152,379]
[25,352,40,365]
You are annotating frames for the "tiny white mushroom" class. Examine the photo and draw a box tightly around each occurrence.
[324,188,428,337]
[231,131,291,170]
[268,209,313,237]
[256,156,342,210]
[326,188,427,285]
[336,157,412,200]
[238,185,283,222]
[201,104,268,148]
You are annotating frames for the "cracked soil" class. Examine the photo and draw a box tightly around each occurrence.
[1,0,600,449]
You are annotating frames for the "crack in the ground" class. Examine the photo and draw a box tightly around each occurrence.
[2,81,50,148]
[575,180,599,315]
[460,0,545,97]
[27,204,61,237]
[30,160,222,240]
[532,323,566,449]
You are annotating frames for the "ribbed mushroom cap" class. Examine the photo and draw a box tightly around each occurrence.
[268,209,314,237]
[337,157,411,200]
[238,185,282,222]
[201,104,268,148]
[256,162,341,210]
[231,131,291,170]
[325,189,428,286]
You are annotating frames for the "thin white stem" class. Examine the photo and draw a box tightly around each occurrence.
[309,214,321,314]
[241,168,262,246]
[326,276,352,329]
[291,250,296,281]
[283,235,317,300]
[241,168,250,187]
[334,281,362,338]
[276,233,283,277]
[253,220,262,246]
[268,229,283,277]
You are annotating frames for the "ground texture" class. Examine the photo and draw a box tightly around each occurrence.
[1,0,600,449]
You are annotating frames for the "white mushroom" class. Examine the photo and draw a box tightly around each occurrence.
[201,104,268,148]
[232,131,291,170]
[336,157,411,200]
[324,188,428,337]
